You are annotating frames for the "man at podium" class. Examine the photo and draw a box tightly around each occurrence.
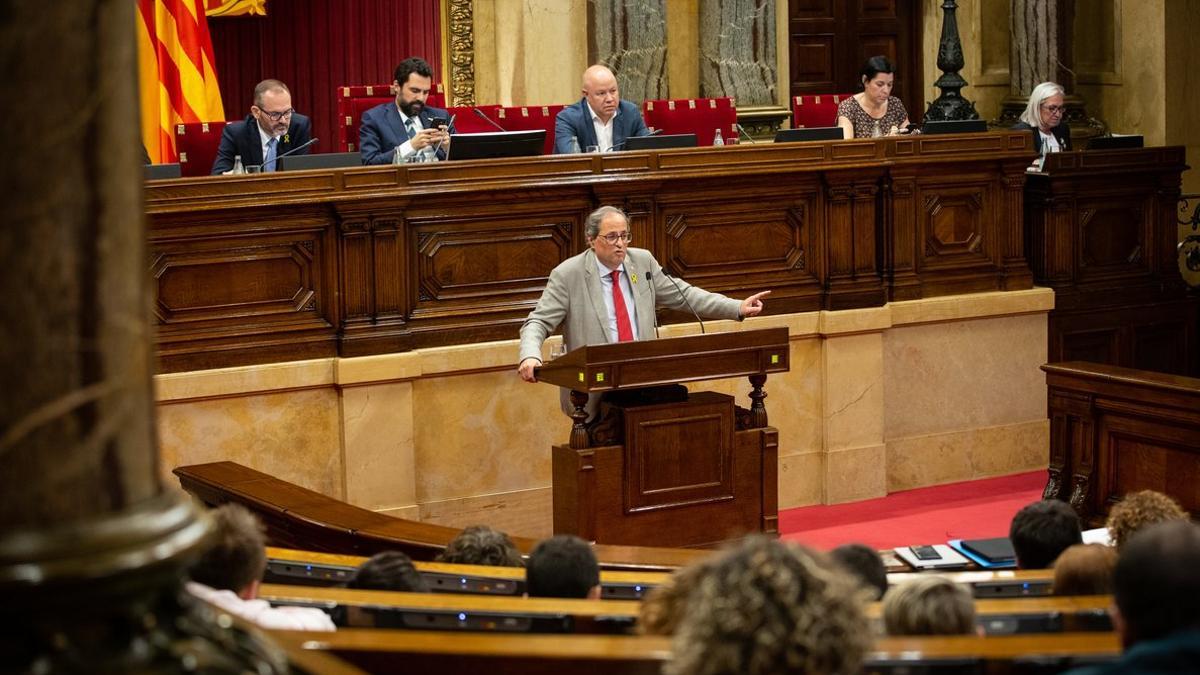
[517,205,769,416]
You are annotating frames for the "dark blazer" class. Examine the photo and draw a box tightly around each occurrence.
[359,102,456,165]
[1012,120,1071,154]
[553,98,649,154]
[210,113,312,174]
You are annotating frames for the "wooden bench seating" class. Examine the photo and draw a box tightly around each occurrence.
[272,629,1120,674]
[175,461,707,572]
[258,582,1113,636]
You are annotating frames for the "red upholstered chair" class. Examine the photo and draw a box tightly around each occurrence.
[495,105,565,155]
[641,97,737,146]
[336,83,447,153]
[174,121,228,176]
[791,93,854,129]
[446,105,505,134]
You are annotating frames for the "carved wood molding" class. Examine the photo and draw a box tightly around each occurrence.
[446,0,475,106]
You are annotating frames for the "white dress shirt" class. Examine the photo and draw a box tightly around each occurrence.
[397,105,440,162]
[588,103,618,153]
[596,257,640,341]
[256,124,281,168]
[1040,130,1062,153]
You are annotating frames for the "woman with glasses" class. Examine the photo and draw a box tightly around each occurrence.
[1012,81,1071,154]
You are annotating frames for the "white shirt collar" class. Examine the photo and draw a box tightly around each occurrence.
[587,102,619,126]
[594,253,627,277]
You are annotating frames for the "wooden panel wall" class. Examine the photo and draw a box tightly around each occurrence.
[208,0,442,160]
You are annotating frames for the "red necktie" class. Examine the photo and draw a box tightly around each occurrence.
[611,270,634,342]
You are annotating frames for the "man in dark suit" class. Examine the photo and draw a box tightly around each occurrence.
[211,79,312,174]
[553,64,649,154]
[359,57,455,165]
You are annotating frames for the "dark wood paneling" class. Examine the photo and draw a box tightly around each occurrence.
[145,133,1038,372]
[208,0,441,163]
[1044,362,1200,526]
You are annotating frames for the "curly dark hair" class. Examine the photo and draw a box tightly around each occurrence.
[666,537,871,675]
[437,525,524,567]
[638,556,717,636]
[1106,490,1188,549]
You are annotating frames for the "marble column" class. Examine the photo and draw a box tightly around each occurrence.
[588,0,669,102]
[698,0,777,106]
[0,1,282,670]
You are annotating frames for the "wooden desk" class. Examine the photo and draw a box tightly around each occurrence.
[146,132,1036,372]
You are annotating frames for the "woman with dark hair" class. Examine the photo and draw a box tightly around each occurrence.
[836,55,911,139]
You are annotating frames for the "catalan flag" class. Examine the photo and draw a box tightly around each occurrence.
[136,0,225,163]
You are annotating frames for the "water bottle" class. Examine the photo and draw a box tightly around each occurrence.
[871,121,883,138]
[393,145,405,165]
[712,128,725,146]
[230,154,245,175]
[567,136,581,154]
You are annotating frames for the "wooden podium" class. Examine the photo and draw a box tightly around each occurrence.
[535,327,789,547]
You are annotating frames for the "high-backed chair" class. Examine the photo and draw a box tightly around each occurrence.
[495,105,565,155]
[337,83,447,153]
[174,121,228,177]
[446,105,505,135]
[791,93,854,130]
[641,97,737,146]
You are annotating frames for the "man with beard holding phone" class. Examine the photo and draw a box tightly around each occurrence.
[359,57,455,164]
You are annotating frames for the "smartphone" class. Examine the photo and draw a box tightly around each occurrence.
[428,117,448,130]
[910,545,941,561]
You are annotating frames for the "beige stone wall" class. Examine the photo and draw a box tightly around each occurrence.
[156,289,1053,539]
[473,0,588,106]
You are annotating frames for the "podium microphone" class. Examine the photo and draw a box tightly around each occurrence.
[734,123,756,144]
[645,271,661,339]
[609,128,664,151]
[255,137,319,171]
[473,107,506,132]
[661,268,706,334]
[433,113,457,158]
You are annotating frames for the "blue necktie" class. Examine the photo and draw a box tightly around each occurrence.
[263,137,278,172]
[404,117,416,141]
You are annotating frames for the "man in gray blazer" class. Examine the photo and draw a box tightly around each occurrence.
[518,206,769,416]
[553,65,650,153]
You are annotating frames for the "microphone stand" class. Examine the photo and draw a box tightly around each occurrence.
[661,269,705,334]
[251,137,319,172]
[473,108,506,132]
[734,123,756,144]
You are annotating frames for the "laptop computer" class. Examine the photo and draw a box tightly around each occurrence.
[144,163,182,180]
[922,119,989,135]
[276,152,362,171]
[774,127,844,143]
[623,133,697,151]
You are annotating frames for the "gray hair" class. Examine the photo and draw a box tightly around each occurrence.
[1019,81,1065,128]
[585,205,628,241]
[253,79,291,108]
[882,576,976,636]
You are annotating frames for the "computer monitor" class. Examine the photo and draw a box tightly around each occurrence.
[1087,135,1143,150]
[774,127,844,143]
[447,130,545,161]
[921,119,988,135]
[277,152,362,171]
[623,133,697,151]
[144,163,182,180]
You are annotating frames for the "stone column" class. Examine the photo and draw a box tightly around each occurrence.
[698,0,776,106]
[588,0,669,103]
[0,2,281,670]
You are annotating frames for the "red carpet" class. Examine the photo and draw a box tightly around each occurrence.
[779,471,1046,551]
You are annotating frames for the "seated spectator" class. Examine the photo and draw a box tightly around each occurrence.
[666,537,870,675]
[831,543,888,601]
[639,557,716,635]
[1106,489,1188,550]
[187,504,335,631]
[882,576,977,636]
[437,524,524,567]
[1065,521,1200,674]
[1010,499,1083,568]
[1052,543,1117,596]
[525,534,600,599]
[335,550,428,627]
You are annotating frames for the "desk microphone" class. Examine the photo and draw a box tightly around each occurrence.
[661,268,706,334]
[473,108,506,132]
[734,123,756,144]
[609,127,664,151]
[433,114,457,158]
[255,137,319,171]
[645,271,661,339]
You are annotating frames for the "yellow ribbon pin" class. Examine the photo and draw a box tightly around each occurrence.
[631,273,638,284]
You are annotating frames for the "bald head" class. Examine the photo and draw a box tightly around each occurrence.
[582,65,620,122]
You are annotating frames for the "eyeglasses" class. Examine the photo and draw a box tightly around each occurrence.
[597,231,632,244]
[1041,105,1066,114]
[259,107,294,121]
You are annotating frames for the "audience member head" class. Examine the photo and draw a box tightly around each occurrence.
[1051,543,1117,596]
[639,557,716,636]
[392,56,435,117]
[830,543,888,601]
[526,535,600,599]
[581,64,620,122]
[188,503,267,599]
[250,79,294,138]
[1009,499,1082,569]
[1106,489,1188,550]
[585,205,631,271]
[437,525,524,567]
[345,550,428,593]
[1019,81,1066,132]
[1112,521,1200,648]
[665,537,871,675]
[859,55,896,104]
[882,576,977,636]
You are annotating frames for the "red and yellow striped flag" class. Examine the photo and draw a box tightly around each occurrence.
[136,0,225,163]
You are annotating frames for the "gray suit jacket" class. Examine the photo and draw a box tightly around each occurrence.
[519,247,742,413]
